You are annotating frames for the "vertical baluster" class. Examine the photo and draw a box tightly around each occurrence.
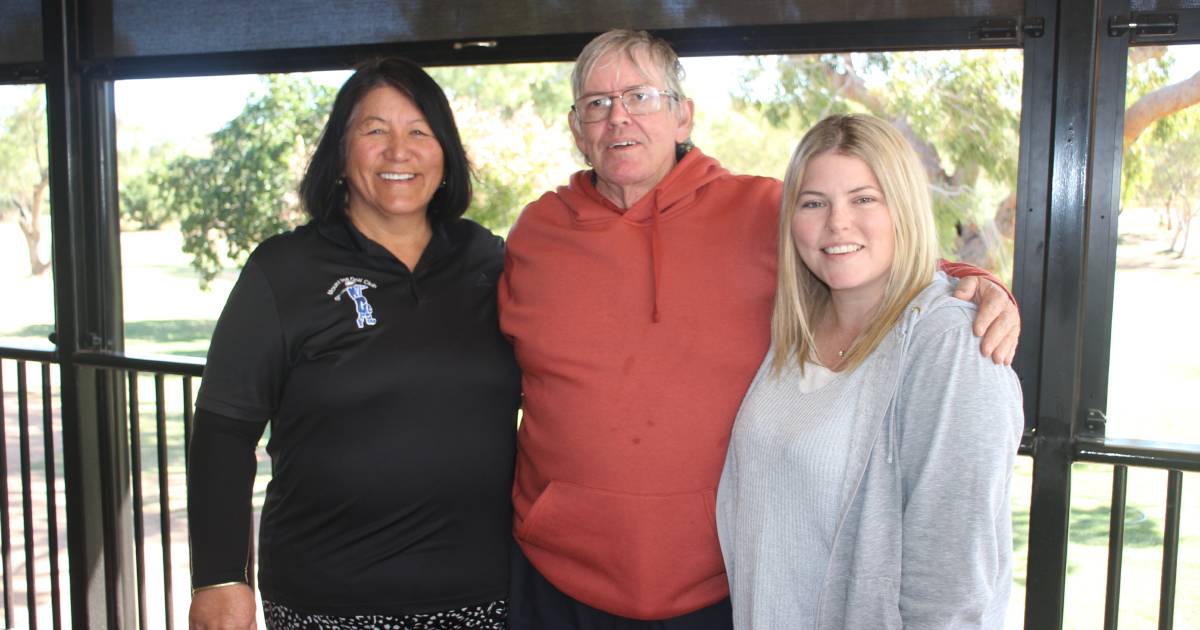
[128,371,148,630]
[17,361,37,629]
[155,375,174,630]
[1159,470,1182,630]
[182,377,195,599]
[0,360,13,629]
[40,363,62,630]
[1103,465,1127,630]
[182,377,193,472]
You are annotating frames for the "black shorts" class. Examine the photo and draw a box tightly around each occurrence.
[507,541,733,630]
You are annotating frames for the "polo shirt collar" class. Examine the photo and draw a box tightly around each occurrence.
[315,212,457,274]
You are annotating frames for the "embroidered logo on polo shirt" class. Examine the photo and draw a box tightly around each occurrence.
[327,277,379,329]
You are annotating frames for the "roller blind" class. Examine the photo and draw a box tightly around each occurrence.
[0,0,42,65]
[108,0,1024,58]
[1130,0,1200,9]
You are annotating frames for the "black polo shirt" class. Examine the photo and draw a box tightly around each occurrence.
[195,215,521,615]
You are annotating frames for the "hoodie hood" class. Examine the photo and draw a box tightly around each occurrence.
[897,271,962,336]
[884,271,969,464]
[549,148,730,322]
[555,148,731,226]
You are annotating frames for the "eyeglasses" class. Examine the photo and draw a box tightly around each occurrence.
[571,86,679,123]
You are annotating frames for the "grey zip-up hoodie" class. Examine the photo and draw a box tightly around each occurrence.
[717,272,1024,629]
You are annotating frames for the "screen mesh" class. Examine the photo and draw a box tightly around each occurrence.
[0,0,42,65]
[1130,0,1200,9]
[108,0,1023,58]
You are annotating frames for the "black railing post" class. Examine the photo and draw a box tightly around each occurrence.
[41,362,64,630]
[0,362,13,628]
[1022,0,1104,627]
[154,374,175,630]
[127,372,147,629]
[41,0,133,627]
[1159,470,1182,630]
[1079,0,1133,440]
[1103,465,1127,630]
[16,362,37,630]
[1012,0,1056,430]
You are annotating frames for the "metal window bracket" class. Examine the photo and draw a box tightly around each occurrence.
[1023,17,1046,39]
[1109,13,1178,38]
[972,17,1045,43]
[80,332,104,350]
[1084,408,1108,435]
[4,64,46,82]
[453,40,498,50]
[80,62,115,80]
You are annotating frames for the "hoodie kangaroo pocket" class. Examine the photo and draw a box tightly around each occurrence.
[516,480,725,618]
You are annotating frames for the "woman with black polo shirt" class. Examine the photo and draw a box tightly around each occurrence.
[186,58,520,630]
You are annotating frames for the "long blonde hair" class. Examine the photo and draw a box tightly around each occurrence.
[772,114,939,375]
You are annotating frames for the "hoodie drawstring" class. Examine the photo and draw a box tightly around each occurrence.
[650,190,664,323]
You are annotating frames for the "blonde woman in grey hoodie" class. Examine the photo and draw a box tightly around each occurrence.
[716,114,1024,629]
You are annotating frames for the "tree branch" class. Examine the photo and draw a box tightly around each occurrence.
[1124,70,1200,150]
[1129,45,1166,66]
[823,54,951,188]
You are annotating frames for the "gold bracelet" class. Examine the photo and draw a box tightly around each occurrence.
[191,581,247,595]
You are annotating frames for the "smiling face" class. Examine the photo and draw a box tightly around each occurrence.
[343,85,444,228]
[570,50,693,208]
[791,151,897,305]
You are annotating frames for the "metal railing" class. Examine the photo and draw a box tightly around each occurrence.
[1073,437,1200,630]
[0,343,64,630]
[73,350,203,630]
[2,343,1197,629]
[0,345,206,630]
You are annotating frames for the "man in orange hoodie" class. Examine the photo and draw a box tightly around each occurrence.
[499,29,1020,629]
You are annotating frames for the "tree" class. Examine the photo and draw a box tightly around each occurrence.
[1121,48,1200,248]
[149,66,583,286]
[1124,74,1200,148]
[430,63,580,232]
[733,51,1023,278]
[0,85,51,275]
[1120,48,1173,213]
[1135,100,1200,258]
[152,75,335,286]
[729,47,1200,274]
[119,139,181,230]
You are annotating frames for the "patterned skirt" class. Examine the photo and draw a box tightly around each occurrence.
[262,599,507,630]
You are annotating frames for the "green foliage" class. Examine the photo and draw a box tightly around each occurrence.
[0,85,52,274]
[1142,104,1200,255]
[143,66,580,287]
[890,52,1021,186]
[692,99,804,179]
[1122,53,1174,210]
[1145,107,1200,204]
[153,76,335,286]
[431,63,573,123]
[119,141,179,230]
[735,55,850,129]
[732,51,1023,276]
[0,85,48,203]
[430,63,581,233]
[119,174,162,229]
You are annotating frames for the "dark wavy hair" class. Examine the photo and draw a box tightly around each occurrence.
[300,57,472,223]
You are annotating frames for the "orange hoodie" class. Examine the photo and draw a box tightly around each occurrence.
[498,149,1001,620]
[499,150,780,619]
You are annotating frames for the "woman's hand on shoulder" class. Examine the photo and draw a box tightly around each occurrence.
[189,583,256,630]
